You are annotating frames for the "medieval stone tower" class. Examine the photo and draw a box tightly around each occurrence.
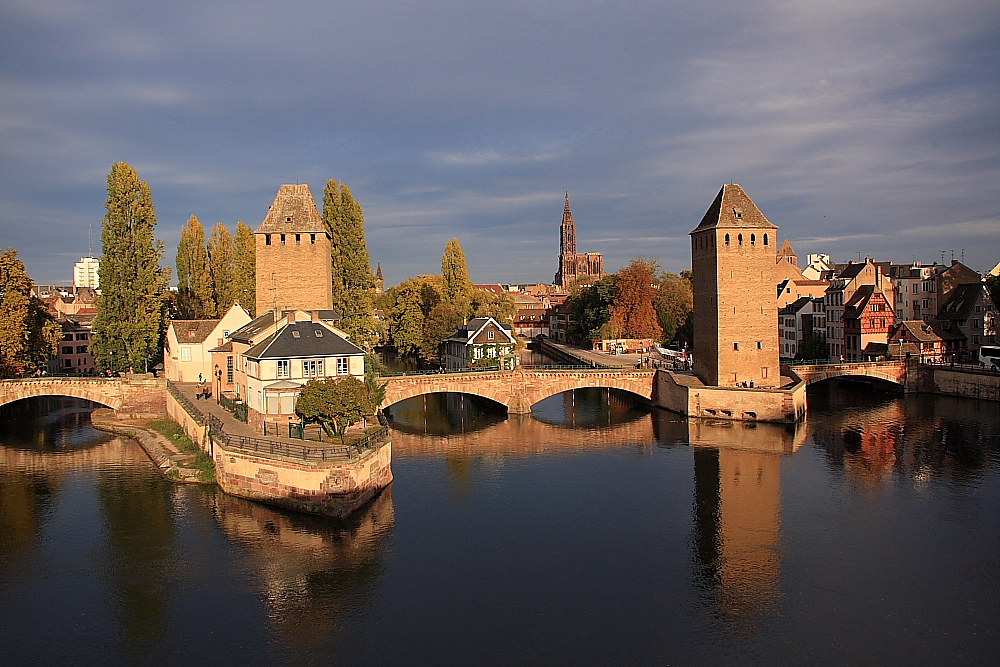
[255,184,333,314]
[690,184,779,387]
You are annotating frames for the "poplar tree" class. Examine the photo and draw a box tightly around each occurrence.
[208,222,237,316]
[175,215,213,318]
[323,179,377,348]
[0,248,60,376]
[441,238,473,315]
[90,162,169,373]
[233,220,256,316]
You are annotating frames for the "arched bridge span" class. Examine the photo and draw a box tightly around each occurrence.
[382,369,656,414]
[0,376,167,416]
[785,361,907,387]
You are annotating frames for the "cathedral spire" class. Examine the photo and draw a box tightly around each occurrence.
[560,191,576,257]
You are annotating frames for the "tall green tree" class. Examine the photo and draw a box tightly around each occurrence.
[323,179,377,349]
[471,290,517,323]
[655,271,694,346]
[207,222,237,316]
[175,215,212,318]
[90,162,169,373]
[233,220,256,316]
[0,248,60,376]
[442,238,473,314]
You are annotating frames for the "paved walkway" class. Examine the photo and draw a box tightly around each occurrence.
[538,340,662,370]
[172,382,370,446]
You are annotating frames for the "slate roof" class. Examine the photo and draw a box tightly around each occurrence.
[938,283,986,321]
[892,320,963,343]
[229,309,342,344]
[208,341,233,353]
[244,322,365,360]
[836,262,869,282]
[691,184,778,233]
[171,319,220,344]
[779,296,815,315]
[844,284,877,311]
[255,184,328,235]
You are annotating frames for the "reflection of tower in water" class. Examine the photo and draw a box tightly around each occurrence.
[692,447,783,625]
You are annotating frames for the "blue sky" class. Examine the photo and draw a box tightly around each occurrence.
[2,0,997,286]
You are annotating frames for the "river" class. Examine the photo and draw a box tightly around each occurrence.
[1,384,998,666]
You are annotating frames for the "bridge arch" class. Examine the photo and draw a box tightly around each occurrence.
[786,362,907,388]
[0,380,122,411]
[382,385,512,411]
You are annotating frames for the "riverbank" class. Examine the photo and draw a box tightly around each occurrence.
[90,408,215,483]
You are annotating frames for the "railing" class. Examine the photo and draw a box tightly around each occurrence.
[378,366,504,377]
[166,379,206,425]
[219,393,248,423]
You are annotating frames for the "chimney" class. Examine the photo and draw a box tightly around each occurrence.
[311,311,320,322]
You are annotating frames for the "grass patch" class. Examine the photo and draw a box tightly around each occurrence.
[145,418,216,483]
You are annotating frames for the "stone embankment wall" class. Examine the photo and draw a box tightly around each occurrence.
[213,440,392,520]
[164,387,392,519]
[909,365,1000,401]
[655,370,807,423]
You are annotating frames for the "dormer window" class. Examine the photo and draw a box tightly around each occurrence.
[315,329,323,337]
[733,208,743,218]
[285,216,292,223]
[291,330,300,338]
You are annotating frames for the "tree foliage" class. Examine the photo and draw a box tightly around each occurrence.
[233,220,256,316]
[91,162,169,373]
[296,375,375,443]
[380,275,445,357]
[987,274,1000,311]
[798,332,829,361]
[421,302,464,362]
[608,260,662,340]
[207,222,237,317]
[471,290,517,323]
[567,274,617,342]
[175,215,213,318]
[654,270,693,346]
[442,238,473,314]
[0,248,60,376]
[323,179,377,349]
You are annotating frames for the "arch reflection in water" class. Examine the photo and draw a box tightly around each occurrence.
[205,486,394,653]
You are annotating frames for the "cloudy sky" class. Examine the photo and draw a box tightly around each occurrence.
[2,0,997,286]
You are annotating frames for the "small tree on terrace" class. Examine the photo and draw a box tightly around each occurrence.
[296,376,373,444]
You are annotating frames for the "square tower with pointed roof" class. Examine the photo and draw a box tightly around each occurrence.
[255,184,333,314]
[690,184,780,387]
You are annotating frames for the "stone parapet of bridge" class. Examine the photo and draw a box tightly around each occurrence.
[382,369,656,414]
[0,375,167,418]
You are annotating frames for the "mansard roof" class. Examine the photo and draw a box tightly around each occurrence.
[938,283,987,321]
[244,321,364,360]
[255,184,328,235]
[691,184,778,233]
[229,309,342,344]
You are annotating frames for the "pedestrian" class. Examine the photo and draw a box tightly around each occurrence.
[198,372,203,383]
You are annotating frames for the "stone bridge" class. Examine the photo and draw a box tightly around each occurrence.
[0,375,167,418]
[784,361,908,387]
[382,369,656,414]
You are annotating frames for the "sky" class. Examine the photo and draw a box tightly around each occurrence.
[2,0,998,287]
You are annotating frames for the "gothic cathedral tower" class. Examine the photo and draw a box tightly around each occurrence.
[690,184,779,387]
[255,184,333,314]
[555,192,576,286]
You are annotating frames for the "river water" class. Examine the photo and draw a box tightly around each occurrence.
[1,385,998,666]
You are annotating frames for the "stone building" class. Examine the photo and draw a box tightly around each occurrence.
[554,193,604,288]
[690,184,779,387]
[255,184,333,314]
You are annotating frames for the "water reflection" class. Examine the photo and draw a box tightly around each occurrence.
[206,487,393,656]
[0,396,111,451]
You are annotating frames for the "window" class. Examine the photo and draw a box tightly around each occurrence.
[62,333,73,341]
[227,356,233,383]
[64,359,72,367]
[756,341,762,349]
[733,342,739,351]
[76,345,87,354]
[922,299,929,309]
[751,233,756,245]
[276,359,290,378]
[181,347,191,362]
[310,234,316,244]
[295,234,301,245]
[738,234,743,246]
[280,234,286,245]
[337,357,349,375]
[75,333,88,341]
[725,233,730,246]
[285,216,292,223]
[733,208,743,218]
[763,233,769,246]
[303,359,324,376]
[265,234,271,245]
[488,330,495,340]
[973,319,981,329]
[762,367,769,379]
[62,346,73,355]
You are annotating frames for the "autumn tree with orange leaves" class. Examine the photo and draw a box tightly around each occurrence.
[607,260,662,340]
